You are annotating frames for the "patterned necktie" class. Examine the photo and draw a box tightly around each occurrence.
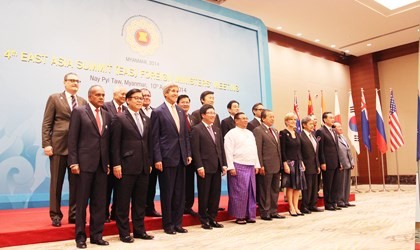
[268,127,277,141]
[71,95,77,110]
[170,105,180,132]
[95,108,102,135]
[134,112,143,136]
[207,125,216,142]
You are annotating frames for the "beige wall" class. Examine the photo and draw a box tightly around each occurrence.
[268,43,351,137]
[378,53,419,175]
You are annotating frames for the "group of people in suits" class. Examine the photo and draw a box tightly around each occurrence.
[42,73,355,248]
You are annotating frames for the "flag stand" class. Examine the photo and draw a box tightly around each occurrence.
[378,153,389,192]
[366,148,373,192]
[394,151,404,191]
[354,155,362,193]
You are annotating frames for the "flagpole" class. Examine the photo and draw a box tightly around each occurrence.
[354,154,362,193]
[379,153,389,192]
[394,151,404,191]
[366,146,373,192]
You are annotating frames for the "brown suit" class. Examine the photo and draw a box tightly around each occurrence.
[42,91,86,222]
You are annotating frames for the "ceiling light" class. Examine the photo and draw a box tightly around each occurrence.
[345,50,350,53]
[367,43,372,46]
[330,45,336,48]
[374,0,418,10]
[297,33,302,37]
[315,39,320,42]
[276,26,282,30]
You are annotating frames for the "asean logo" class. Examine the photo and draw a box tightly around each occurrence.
[122,15,162,56]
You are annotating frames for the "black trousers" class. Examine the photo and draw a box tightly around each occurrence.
[115,173,149,237]
[301,173,318,209]
[158,162,185,230]
[197,172,221,224]
[105,173,117,219]
[322,168,341,208]
[146,167,159,212]
[184,163,196,210]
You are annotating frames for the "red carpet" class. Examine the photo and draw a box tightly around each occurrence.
[0,193,355,247]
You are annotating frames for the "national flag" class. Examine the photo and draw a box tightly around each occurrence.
[347,91,360,154]
[321,90,326,115]
[294,94,301,132]
[388,89,404,153]
[308,91,314,115]
[361,88,371,152]
[334,91,342,123]
[375,89,387,154]
[417,91,420,160]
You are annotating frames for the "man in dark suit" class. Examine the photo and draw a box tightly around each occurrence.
[177,94,198,217]
[110,89,154,243]
[191,104,227,230]
[246,102,264,131]
[151,84,192,235]
[140,88,161,217]
[102,86,127,222]
[68,85,112,248]
[221,100,240,138]
[334,122,355,208]
[316,112,342,211]
[191,91,221,129]
[42,72,86,227]
[300,116,323,213]
[253,109,284,220]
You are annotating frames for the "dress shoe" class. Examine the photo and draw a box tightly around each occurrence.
[52,218,61,227]
[333,206,342,210]
[296,211,305,216]
[337,203,348,208]
[260,215,272,221]
[175,226,188,233]
[76,241,87,249]
[246,219,256,223]
[134,232,154,240]
[325,206,336,211]
[288,210,298,217]
[301,208,312,214]
[90,239,109,245]
[120,235,134,243]
[209,220,224,228]
[201,223,213,230]
[184,208,198,217]
[270,214,286,219]
[164,228,176,235]
[218,207,225,211]
[346,203,356,207]
[309,207,324,212]
[235,218,247,224]
[146,210,162,217]
[68,218,76,224]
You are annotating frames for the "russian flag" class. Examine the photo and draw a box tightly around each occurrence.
[375,89,387,154]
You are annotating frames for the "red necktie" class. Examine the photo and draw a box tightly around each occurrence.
[185,114,191,131]
[269,128,277,141]
[117,106,121,113]
[95,108,102,135]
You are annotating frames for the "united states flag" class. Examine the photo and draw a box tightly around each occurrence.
[389,89,404,152]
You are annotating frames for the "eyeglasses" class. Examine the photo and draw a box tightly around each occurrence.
[65,79,81,83]
[129,97,144,101]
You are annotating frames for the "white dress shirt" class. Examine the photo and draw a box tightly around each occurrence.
[224,127,261,170]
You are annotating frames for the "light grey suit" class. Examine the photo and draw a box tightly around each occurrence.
[253,124,281,218]
[337,135,354,205]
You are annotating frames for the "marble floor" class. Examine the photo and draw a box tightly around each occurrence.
[3,185,416,250]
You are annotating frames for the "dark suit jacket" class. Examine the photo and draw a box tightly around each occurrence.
[68,104,112,173]
[110,110,151,175]
[42,92,87,155]
[253,124,281,174]
[151,102,191,167]
[103,101,127,116]
[191,109,221,130]
[191,122,226,174]
[300,131,320,175]
[316,125,340,170]
[221,116,235,138]
[246,118,261,131]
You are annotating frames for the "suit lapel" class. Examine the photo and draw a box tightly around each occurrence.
[85,105,101,135]
[162,104,179,133]
[125,111,141,136]
[59,92,72,114]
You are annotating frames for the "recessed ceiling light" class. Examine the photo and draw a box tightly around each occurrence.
[297,33,302,37]
[345,50,350,53]
[367,43,372,46]
[374,0,418,10]
[276,26,282,30]
[315,39,320,42]
[330,45,336,48]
